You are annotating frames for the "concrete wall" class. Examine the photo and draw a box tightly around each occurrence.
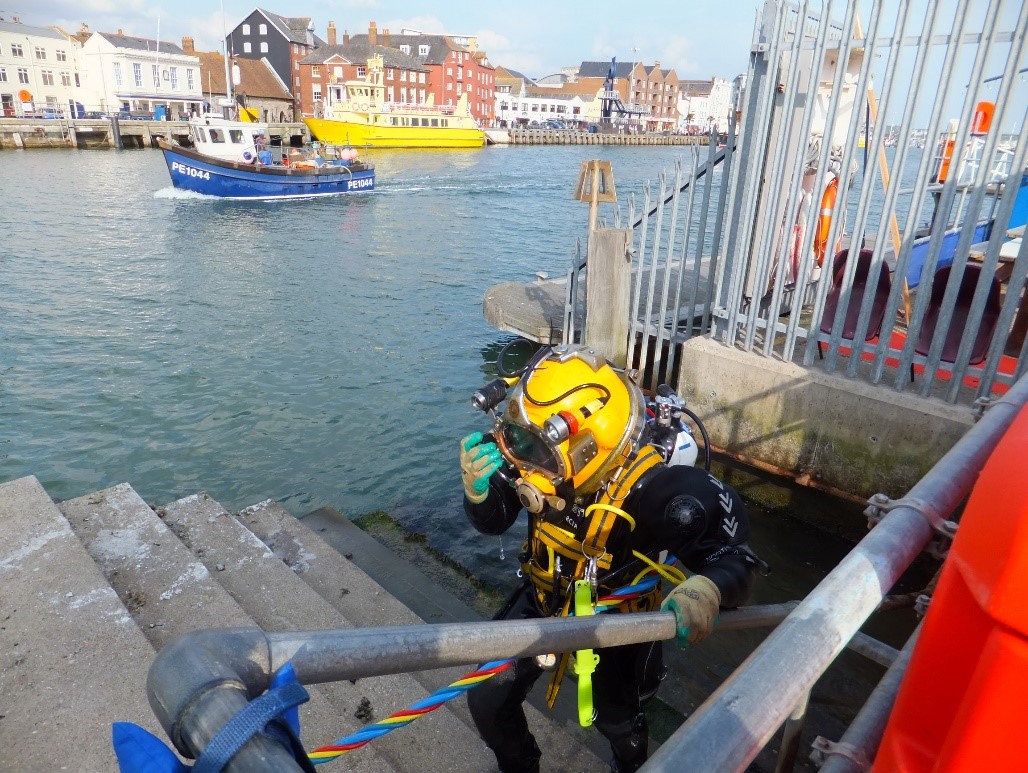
[674,337,973,500]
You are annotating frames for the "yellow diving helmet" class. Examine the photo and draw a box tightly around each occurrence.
[495,346,646,506]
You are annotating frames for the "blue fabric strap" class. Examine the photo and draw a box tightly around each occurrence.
[192,681,310,773]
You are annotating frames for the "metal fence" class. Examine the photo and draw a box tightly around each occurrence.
[601,0,1028,406]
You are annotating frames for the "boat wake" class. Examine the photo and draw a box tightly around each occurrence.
[153,186,215,200]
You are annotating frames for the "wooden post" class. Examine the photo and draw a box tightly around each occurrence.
[584,228,633,368]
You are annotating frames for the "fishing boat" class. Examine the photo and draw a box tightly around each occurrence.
[303,55,485,149]
[158,115,375,199]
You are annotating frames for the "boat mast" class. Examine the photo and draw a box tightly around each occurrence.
[221,0,233,117]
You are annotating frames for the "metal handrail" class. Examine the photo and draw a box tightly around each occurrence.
[641,373,1028,771]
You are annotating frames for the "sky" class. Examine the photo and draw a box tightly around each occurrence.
[8,1,761,81]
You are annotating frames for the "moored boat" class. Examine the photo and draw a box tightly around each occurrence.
[158,115,375,199]
[303,55,485,149]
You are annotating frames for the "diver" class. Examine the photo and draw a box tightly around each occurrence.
[460,344,762,773]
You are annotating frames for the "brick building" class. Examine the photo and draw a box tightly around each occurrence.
[575,60,680,132]
[296,23,428,117]
[345,23,495,124]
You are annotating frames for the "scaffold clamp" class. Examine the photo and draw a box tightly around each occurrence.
[864,493,957,558]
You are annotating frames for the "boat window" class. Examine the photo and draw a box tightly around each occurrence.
[229,129,244,143]
[391,117,397,125]
[441,119,448,127]
[431,119,438,127]
[191,126,204,144]
[209,129,225,143]
[421,118,429,126]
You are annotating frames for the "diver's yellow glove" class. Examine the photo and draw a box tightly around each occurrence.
[460,433,502,504]
[661,575,721,648]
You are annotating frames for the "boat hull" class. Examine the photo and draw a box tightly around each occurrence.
[304,116,485,149]
[159,141,375,199]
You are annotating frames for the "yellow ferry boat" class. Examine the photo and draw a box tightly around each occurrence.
[303,55,485,149]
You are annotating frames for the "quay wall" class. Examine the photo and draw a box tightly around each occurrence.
[0,117,309,150]
[675,337,973,503]
[495,128,707,146]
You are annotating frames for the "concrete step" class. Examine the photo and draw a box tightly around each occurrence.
[283,503,608,772]
[58,484,391,773]
[160,492,488,773]
[0,476,158,771]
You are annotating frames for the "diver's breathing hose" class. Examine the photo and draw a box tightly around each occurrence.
[681,405,712,471]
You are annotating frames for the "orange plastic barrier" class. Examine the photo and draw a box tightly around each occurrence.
[875,404,1028,771]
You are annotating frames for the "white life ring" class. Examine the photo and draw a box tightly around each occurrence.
[242,150,254,162]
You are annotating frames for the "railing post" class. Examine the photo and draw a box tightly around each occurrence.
[584,228,633,367]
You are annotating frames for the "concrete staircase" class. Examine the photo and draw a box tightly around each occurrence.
[0,475,604,772]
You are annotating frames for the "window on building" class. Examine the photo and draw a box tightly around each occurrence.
[446,82,452,91]
[499,101,508,111]
[170,67,178,89]
[400,45,410,55]
[17,68,29,84]
[387,86,394,101]
[294,61,299,71]
[357,66,366,77]
[60,71,71,86]
[114,62,122,86]
[400,70,406,82]
[419,73,426,84]
[295,76,300,87]
[447,67,452,77]
[74,73,80,86]
[152,65,160,89]
[34,46,46,60]
[187,69,194,90]
[312,66,320,77]
[0,44,3,55]
[419,44,429,56]
[313,86,321,102]
[456,83,462,95]
[244,42,252,53]
[335,66,343,79]
[12,44,24,57]
[259,23,267,35]
[0,68,6,82]
[261,42,269,53]
[133,62,142,87]
[457,67,462,80]
[386,68,393,80]
[56,49,67,62]
[242,24,250,35]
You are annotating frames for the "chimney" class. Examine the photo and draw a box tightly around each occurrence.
[117,28,124,36]
[368,21,377,47]
[79,22,90,34]
[327,20,337,46]
[343,29,350,44]
[181,36,195,54]
[382,28,390,48]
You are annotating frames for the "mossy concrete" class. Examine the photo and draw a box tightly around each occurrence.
[675,337,973,502]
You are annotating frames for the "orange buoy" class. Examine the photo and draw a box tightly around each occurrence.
[814,176,838,267]
[875,403,1028,772]
[17,89,31,102]
[970,101,995,136]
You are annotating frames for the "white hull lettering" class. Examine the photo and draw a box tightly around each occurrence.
[347,177,374,190]
[171,161,211,181]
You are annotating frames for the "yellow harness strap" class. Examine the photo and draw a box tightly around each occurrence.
[538,447,664,710]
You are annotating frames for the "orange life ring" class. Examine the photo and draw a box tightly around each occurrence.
[814,176,838,267]
[17,89,31,102]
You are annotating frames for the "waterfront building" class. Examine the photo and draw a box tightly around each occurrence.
[185,38,293,123]
[77,28,202,118]
[678,77,735,133]
[0,18,81,118]
[296,22,429,118]
[494,68,601,129]
[227,9,325,121]
[573,60,680,132]
[345,23,496,125]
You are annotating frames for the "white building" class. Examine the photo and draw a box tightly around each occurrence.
[78,30,203,118]
[677,77,734,133]
[0,18,81,117]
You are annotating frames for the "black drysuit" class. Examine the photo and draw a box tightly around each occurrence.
[464,461,759,772]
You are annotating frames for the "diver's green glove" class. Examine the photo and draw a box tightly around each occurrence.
[662,574,721,648]
[460,432,502,504]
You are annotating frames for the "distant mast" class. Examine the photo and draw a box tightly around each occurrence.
[221,0,233,116]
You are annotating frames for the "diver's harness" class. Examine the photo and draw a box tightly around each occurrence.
[519,444,672,712]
